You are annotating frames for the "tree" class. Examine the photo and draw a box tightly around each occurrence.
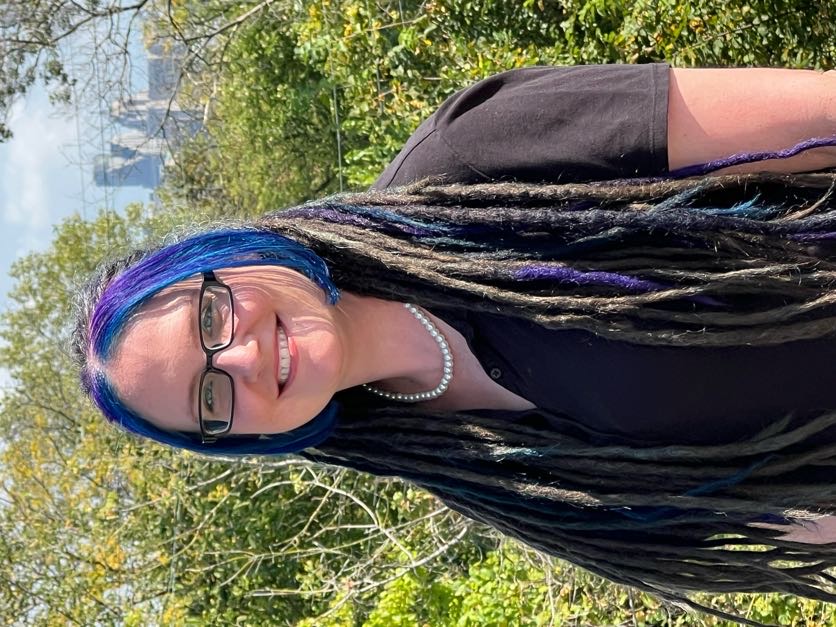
[4,1,836,623]
[0,0,292,141]
[162,0,836,213]
[0,204,486,624]
[0,1,145,139]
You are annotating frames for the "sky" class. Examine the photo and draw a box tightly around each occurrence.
[0,45,151,392]
[0,86,150,286]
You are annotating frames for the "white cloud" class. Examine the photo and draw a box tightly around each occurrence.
[2,96,78,230]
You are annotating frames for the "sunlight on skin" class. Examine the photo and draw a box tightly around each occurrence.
[751,516,836,545]
[105,264,471,437]
[108,266,347,436]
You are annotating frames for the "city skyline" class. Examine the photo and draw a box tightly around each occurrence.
[94,42,202,189]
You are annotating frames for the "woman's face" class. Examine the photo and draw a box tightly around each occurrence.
[106,265,348,437]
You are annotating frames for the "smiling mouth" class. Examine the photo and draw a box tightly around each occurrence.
[277,322,291,388]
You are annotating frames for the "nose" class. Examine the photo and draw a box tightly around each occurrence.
[212,336,263,382]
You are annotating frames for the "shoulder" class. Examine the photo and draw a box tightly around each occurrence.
[373,64,670,189]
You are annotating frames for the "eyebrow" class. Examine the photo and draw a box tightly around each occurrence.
[186,290,201,425]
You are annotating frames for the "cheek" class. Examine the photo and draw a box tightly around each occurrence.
[230,390,276,434]
[300,327,338,360]
[232,289,273,323]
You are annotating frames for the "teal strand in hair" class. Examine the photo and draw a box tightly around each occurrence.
[284,203,454,238]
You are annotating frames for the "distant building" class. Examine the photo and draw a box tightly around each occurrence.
[94,153,162,188]
[109,132,165,160]
[147,41,183,101]
[95,41,202,188]
[109,91,202,143]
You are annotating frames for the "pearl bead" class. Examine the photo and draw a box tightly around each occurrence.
[362,303,454,403]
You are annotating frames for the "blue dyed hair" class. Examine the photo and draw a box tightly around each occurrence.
[84,228,341,455]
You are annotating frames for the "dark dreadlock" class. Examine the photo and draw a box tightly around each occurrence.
[266,172,836,625]
[77,172,836,625]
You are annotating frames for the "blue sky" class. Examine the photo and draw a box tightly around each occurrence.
[0,89,150,300]
[0,86,150,286]
[1,19,150,302]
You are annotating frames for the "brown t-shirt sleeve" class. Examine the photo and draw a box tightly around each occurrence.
[372,64,669,189]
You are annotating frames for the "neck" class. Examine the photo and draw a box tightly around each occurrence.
[334,293,445,394]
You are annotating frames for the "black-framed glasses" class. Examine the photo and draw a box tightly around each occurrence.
[197,271,235,443]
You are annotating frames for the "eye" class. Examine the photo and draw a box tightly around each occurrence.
[200,297,217,335]
[202,379,215,412]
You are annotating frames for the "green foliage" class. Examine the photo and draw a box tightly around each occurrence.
[0,204,168,622]
[612,0,835,67]
[187,0,571,210]
[3,0,836,625]
[558,0,836,66]
[163,0,835,213]
[295,541,836,625]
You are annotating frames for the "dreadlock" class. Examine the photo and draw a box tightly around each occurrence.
[271,173,836,348]
[267,172,836,624]
[76,171,836,625]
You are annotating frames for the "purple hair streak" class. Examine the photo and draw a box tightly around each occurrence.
[513,264,724,307]
[670,136,836,178]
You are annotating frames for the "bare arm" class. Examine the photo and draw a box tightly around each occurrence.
[668,67,836,174]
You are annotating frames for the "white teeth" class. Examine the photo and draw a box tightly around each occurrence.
[278,325,290,386]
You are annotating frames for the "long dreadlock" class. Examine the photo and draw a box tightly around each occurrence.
[76,171,836,625]
[273,173,836,347]
[264,172,836,624]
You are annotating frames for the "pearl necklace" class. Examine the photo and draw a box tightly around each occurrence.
[362,303,454,403]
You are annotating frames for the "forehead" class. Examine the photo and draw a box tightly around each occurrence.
[105,286,200,431]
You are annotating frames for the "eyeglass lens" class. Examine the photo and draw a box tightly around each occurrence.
[199,284,234,434]
[200,285,234,350]
[199,371,234,434]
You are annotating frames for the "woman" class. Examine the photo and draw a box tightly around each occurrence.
[74,65,836,620]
